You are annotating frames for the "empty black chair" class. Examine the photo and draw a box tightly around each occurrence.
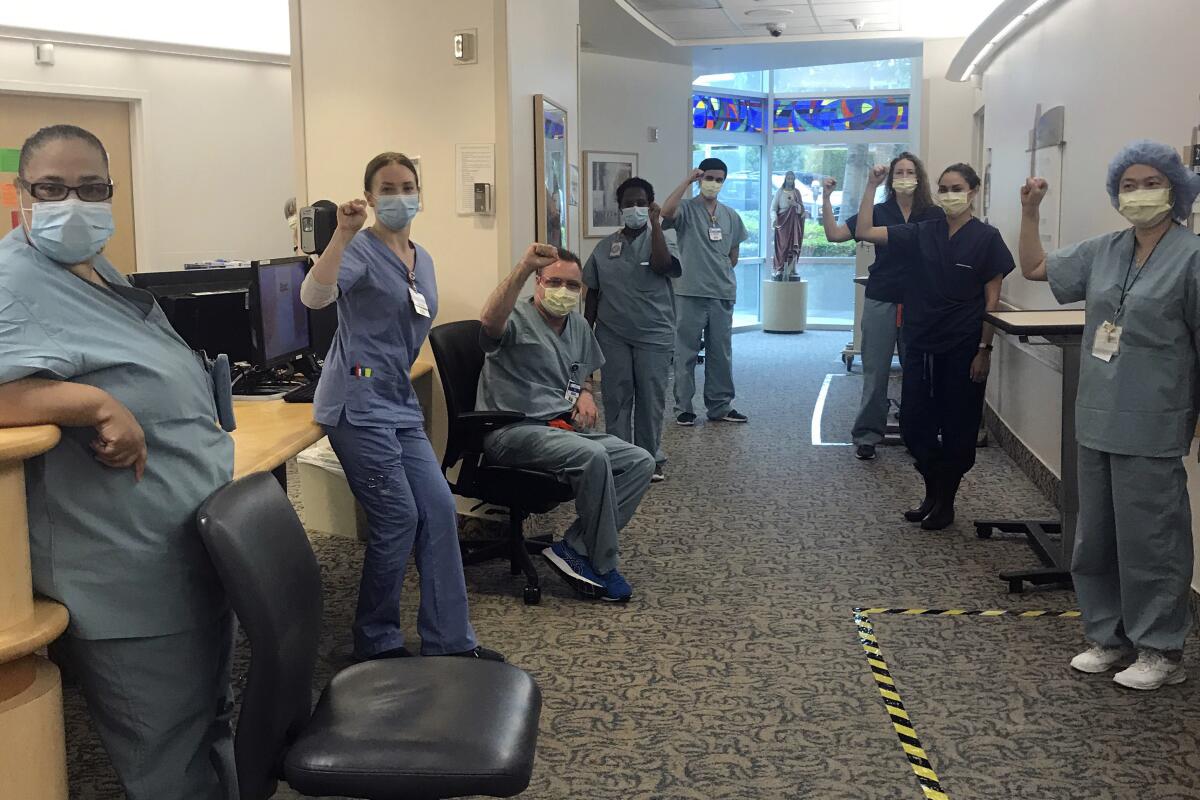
[197,472,541,800]
[428,319,575,605]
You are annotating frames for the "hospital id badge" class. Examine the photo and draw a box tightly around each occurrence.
[409,287,431,318]
[1091,321,1121,362]
[609,240,623,258]
[708,225,723,242]
[564,379,583,406]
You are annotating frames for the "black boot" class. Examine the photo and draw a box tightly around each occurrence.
[904,472,938,522]
[921,473,962,531]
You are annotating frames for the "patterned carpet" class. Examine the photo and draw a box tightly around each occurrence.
[63,330,1200,799]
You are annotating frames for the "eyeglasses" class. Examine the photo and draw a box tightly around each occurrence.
[541,277,583,291]
[19,180,114,202]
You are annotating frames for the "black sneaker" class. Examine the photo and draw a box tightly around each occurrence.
[855,444,877,460]
[676,412,697,426]
[355,646,413,662]
[713,409,748,423]
[650,467,665,483]
[443,646,506,662]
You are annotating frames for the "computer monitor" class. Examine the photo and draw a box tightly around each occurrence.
[130,267,254,363]
[250,257,312,369]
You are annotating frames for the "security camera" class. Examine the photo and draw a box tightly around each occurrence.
[766,22,786,37]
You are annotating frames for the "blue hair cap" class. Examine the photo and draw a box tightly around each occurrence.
[1106,139,1200,222]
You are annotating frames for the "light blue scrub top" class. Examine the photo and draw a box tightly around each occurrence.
[1047,224,1200,458]
[313,230,436,429]
[663,196,748,302]
[582,227,681,350]
[0,228,233,640]
[476,299,605,422]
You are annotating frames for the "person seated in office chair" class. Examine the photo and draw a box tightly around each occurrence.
[477,244,655,602]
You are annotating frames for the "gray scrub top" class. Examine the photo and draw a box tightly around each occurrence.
[1047,224,1200,457]
[476,298,604,422]
[582,227,681,350]
[314,230,436,429]
[664,196,748,301]
[0,228,233,640]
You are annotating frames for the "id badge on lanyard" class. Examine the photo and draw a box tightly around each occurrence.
[609,239,624,258]
[564,363,583,406]
[1091,321,1121,362]
[404,266,431,318]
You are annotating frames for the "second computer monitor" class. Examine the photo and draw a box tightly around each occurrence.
[250,257,312,369]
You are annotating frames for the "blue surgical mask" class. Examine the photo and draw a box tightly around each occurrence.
[24,199,115,264]
[621,206,649,230]
[374,193,420,230]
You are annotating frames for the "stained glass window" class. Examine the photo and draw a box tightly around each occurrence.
[693,93,764,133]
[773,96,909,134]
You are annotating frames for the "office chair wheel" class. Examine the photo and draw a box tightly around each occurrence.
[523,585,541,605]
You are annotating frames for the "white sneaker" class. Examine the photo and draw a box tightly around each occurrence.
[1069,645,1133,674]
[1113,650,1187,690]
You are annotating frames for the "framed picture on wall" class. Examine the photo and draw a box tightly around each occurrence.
[568,163,580,207]
[534,94,569,250]
[583,150,638,238]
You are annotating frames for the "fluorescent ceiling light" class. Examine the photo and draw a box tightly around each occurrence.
[0,0,291,55]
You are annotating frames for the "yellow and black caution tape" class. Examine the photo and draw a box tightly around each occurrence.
[854,607,1081,800]
[858,607,1081,618]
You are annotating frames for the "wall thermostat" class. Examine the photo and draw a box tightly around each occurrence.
[453,30,477,65]
[473,182,493,215]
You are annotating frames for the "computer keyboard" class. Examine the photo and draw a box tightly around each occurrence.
[282,381,318,403]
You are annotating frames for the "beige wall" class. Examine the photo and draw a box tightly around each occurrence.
[577,50,692,263]
[919,38,975,176]
[0,37,294,270]
[504,0,580,266]
[977,0,1200,588]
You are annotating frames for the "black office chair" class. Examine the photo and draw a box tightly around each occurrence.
[428,319,575,605]
[196,472,542,800]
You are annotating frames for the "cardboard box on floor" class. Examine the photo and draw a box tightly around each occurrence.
[297,438,368,541]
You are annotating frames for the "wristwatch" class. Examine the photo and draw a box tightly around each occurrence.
[978,343,994,351]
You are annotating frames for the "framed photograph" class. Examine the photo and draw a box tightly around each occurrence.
[583,150,638,238]
[533,94,569,250]
[568,163,580,207]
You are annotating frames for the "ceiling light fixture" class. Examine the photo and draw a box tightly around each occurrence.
[847,17,868,31]
[948,0,1060,82]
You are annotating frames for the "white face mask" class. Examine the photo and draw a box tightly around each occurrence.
[1118,188,1173,228]
[621,206,649,230]
[937,191,972,217]
[541,286,580,317]
[23,198,115,265]
[699,179,722,199]
[892,178,918,195]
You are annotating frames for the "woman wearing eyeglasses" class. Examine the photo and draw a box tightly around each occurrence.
[301,152,502,664]
[0,125,238,798]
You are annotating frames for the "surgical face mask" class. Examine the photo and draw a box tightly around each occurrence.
[621,206,649,230]
[1118,188,1173,228]
[892,178,918,195]
[937,191,972,217]
[699,179,722,199]
[23,198,115,265]
[541,286,580,317]
[374,193,420,230]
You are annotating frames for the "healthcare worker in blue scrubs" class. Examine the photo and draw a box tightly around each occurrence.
[855,162,1014,530]
[1019,140,1200,691]
[0,125,237,799]
[821,152,943,461]
[583,177,681,481]
[301,152,501,663]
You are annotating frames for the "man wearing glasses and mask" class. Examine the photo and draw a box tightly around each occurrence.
[477,244,655,603]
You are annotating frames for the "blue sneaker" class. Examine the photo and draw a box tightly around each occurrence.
[599,569,632,603]
[543,541,604,598]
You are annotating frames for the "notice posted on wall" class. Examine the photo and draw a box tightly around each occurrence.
[456,143,495,215]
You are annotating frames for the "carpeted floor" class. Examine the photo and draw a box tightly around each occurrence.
[64,330,1200,799]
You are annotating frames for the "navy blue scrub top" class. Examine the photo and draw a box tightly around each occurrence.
[313,230,436,429]
[886,217,1015,353]
[845,199,944,303]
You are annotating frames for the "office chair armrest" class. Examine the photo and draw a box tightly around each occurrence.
[457,411,527,450]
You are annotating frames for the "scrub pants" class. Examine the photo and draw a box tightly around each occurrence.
[595,324,672,466]
[674,295,735,419]
[483,424,655,574]
[900,340,985,480]
[60,612,238,800]
[324,414,476,659]
[852,298,904,446]
[1073,446,1193,652]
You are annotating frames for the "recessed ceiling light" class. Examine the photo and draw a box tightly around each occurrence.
[745,8,794,18]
